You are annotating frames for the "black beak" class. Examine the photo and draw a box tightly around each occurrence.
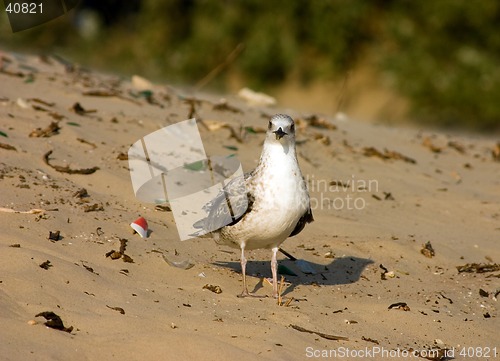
[273,127,287,140]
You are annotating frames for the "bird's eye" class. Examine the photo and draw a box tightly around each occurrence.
[268,121,272,130]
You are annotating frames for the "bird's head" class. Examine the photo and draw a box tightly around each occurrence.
[266,114,295,143]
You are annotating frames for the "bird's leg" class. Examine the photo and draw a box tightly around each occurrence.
[238,246,251,297]
[271,246,279,298]
[237,245,266,298]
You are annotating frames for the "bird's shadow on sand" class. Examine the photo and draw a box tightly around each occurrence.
[213,256,374,296]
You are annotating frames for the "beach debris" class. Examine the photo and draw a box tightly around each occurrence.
[379,264,393,280]
[479,288,489,297]
[344,319,358,324]
[81,261,99,275]
[0,130,7,137]
[29,121,60,137]
[421,241,435,258]
[202,120,247,143]
[363,147,417,164]
[0,207,45,214]
[77,137,97,148]
[422,137,442,153]
[448,141,466,154]
[203,284,222,294]
[35,311,73,333]
[301,114,337,130]
[30,98,55,108]
[456,263,500,273]
[16,97,29,109]
[492,143,500,161]
[130,216,148,238]
[71,102,96,115]
[48,111,65,120]
[73,188,89,198]
[116,152,128,160]
[289,324,348,341]
[361,336,379,344]
[154,204,171,212]
[9,244,21,248]
[132,74,153,91]
[83,203,104,212]
[82,89,120,97]
[43,150,99,174]
[213,98,242,113]
[106,305,125,315]
[39,260,52,270]
[106,250,122,260]
[388,302,410,311]
[66,121,81,127]
[162,253,195,270]
[324,251,335,258]
[0,142,16,151]
[313,132,331,146]
[438,292,453,304]
[48,230,61,242]
[106,238,134,263]
[237,87,276,106]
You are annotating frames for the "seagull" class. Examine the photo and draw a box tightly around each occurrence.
[194,114,313,298]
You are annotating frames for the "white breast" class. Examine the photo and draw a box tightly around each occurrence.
[220,141,309,250]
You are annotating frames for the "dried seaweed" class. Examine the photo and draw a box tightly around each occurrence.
[71,102,96,115]
[35,311,73,333]
[421,241,435,258]
[39,260,52,270]
[43,150,99,174]
[380,264,390,280]
[456,263,500,273]
[48,231,61,242]
[77,138,97,148]
[0,142,16,151]
[388,302,410,311]
[73,188,89,198]
[289,324,348,341]
[361,336,379,344]
[213,99,242,113]
[83,203,104,212]
[105,239,134,263]
[447,141,466,154]
[203,284,222,294]
[363,147,416,164]
[422,137,442,153]
[29,121,60,137]
[106,305,125,314]
[116,152,128,160]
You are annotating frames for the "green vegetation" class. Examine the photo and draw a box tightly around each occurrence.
[1,0,499,131]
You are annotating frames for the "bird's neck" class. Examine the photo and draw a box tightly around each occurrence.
[256,140,298,174]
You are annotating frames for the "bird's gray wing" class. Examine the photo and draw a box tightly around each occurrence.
[193,171,254,233]
[289,176,314,237]
[288,207,314,237]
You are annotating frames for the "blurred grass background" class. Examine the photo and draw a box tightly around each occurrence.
[1,0,499,132]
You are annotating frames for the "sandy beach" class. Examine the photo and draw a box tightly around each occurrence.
[0,51,499,360]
